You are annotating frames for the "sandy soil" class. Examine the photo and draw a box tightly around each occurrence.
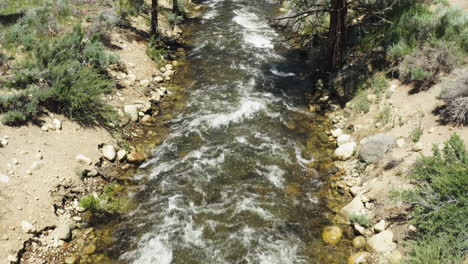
[0,117,112,261]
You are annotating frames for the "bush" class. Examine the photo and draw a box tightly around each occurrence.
[439,71,468,125]
[398,43,458,89]
[349,213,372,227]
[79,184,126,214]
[410,123,424,143]
[1,26,117,126]
[402,134,468,264]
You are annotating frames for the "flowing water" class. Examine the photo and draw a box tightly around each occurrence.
[103,0,349,263]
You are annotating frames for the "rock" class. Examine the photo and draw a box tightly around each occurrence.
[347,252,371,264]
[387,249,404,263]
[54,223,71,241]
[0,138,8,146]
[352,236,366,249]
[154,76,164,83]
[322,226,343,245]
[127,151,145,164]
[21,221,36,233]
[86,169,99,177]
[350,186,362,197]
[31,160,44,170]
[173,25,183,34]
[412,142,423,152]
[334,142,357,160]
[72,216,82,222]
[7,255,18,263]
[117,150,127,162]
[83,244,96,255]
[374,219,386,233]
[127,74,136,82]
[64,256,78,264]
[102,145,116,161]
[0,173,9,184]
[141,115,153,124]
[163,70,175,77]
[359,134,394,163]
[140,79,150,87]
[340,197,365,220]
[172,61,179,67]
[76,154,92,165]
[41,125,49,132]
[150,92,161,103]
[52,119,62,130]
[337,134,352,146]
[124,105,139,122]
[165,64,174,71]
[396,138,405,148]
[331,128,343,138]
[366,230,397,253]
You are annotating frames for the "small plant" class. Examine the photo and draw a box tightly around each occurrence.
[410,122,424,143]
[78,184,126,214]
[438,71,468,125]
[376,105,393,124]
[79,195,101,211]
[349,213,372,227]
[146,39,168,66]
[353,94,370,114]
[398,115,406,127]
[369,73,389,96]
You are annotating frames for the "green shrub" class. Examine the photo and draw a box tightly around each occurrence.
[353,94,370,114]
[376,105,393,125]
[83,41,119,70]
[403,134,468,264]
[79,195,101,211]
[349,213,372,227]
[79,184,126,214]
[410,123,424,143]
[146,40,168,66]
[439,72,468,125]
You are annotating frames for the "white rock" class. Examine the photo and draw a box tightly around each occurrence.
[7,255,17,263]
[354,223,366,236]
[117,150,127,162]
[339,196,365,219]
[31,160,44,171]
[154,76,164,83]
[102,145,116,161]
[76,154,92,165]
[54,223,71,240]
[165,64,174,71]
[350,186,362,197]
[374,219,386,233]
[151,92,161,103]
[140,79,150,87]
[334,142,357,160]
[41,125,49,132]
[412,142,423,152]
[127,74,136,82]
[366,230,397,253]
[72,216,82,222]
[0,174,10,184]
[337,134,352,146]
[0,138,8,146]
[21,221,36,233]
[124,105,139,122]
[163,70,175,77]
[396,138,405,148]
[52,119,62,130]
[331,128,343,138]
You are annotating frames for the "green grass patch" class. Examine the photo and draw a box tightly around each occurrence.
[349,213,372,227]
[79,183,127,214]
[410,122,424,143]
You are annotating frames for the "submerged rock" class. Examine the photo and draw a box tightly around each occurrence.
[322,226,343,245]
[127,151,145,164]
[352,236,366,249]
[348,252,371,264]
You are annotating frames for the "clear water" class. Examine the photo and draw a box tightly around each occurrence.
[106,0,346,263]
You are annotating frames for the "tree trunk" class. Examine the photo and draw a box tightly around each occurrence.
[151,0,159,38]
[327,0,347,73]
[173,0,180,14]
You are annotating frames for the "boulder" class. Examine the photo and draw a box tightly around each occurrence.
[127,151,145,164]
[124,105,139,122]
[339,197,365,220]
[347,252,371,264]
[322,226,343,245]
[102,145,116,161]
[334,142,357,160]
[76,154,92,165]
[337,134,352,146]
[21,221,36,233]
[359,134,394,163]
[352,236,366,249]
[366,230,397,253]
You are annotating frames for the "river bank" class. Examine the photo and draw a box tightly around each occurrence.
[0,2,194,263]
